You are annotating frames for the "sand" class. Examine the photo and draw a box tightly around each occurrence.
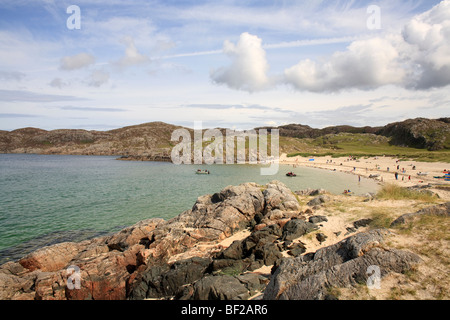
[279,154,450,189]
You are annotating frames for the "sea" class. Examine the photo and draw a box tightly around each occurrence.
[0,154,379,264]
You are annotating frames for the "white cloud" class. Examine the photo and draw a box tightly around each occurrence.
[285,0,450,92]
[284,37,405,92]
[49,77,68,89]
[401,0,450,89]
[114,36,150,68]
[210,1,450,93]
[60,52,96,71]
[89,70,110,87]
[0,71,26,81]
[210,32,271,92]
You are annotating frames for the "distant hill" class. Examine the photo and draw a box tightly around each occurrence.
[256,123,381,139]
[377,117,450,151]
[259,118,450,151]
[0,122,186,161]
[0,118,448,162]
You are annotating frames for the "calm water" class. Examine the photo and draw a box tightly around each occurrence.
[0,154,379,263]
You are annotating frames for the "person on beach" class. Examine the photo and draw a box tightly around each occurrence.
[395,172,398,180]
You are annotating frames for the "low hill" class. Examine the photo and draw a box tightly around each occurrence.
[0,118,449,162]
[378,117,450,151]
[260,117,449,151]
[0,122,186,161]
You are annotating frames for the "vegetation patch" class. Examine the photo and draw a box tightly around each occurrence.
[376,184,439,202]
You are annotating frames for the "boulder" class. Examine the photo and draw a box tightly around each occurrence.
[295,189,326,196]
[159,257,212,297]
[0,269,36,300]
[210,258,250,275]
[64,246,143,300]
[309,215,328,224]
[281,219,317,241]
[274,248,421,300]
[263,181,300,213]
[316,233,327,243]
[220,240,244,260]
[391,202,450,227]
[353,218,373,229]
[193,275,248,300]
[128,264,170,300]
[235,273,266,294]
[34,271,67,300]
[287,242,307,257]
[263,229,421,300]
[307,195,330,207]
[254,242,283,266]
[105,218,165,251]
[19,242,85,272]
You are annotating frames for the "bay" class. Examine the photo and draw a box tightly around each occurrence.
[0,154,379,263]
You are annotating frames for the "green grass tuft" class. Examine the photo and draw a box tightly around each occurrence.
[376,184,439,202]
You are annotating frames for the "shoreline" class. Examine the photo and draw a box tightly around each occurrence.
[1,178,448,300]
[2,151,449,191]
[279,153,450,188]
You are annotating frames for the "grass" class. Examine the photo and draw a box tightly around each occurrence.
[376,184,439,202]
[368,208,395,229]
[284,133,450,163]
[393,214,450,300]
[293,190,449,300]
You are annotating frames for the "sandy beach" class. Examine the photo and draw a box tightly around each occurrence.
[280,154,450,187]
[280,154,450,189]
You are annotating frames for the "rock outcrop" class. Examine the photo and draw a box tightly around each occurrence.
[378,118,450,151]
[258,117,450,151]
[0,122,182,159]
[0,181,427,300]
[390,202,450,227]
[0,181,299,300]
[263,229,421,300]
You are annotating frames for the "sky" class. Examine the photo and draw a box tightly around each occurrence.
[0,0,449,131]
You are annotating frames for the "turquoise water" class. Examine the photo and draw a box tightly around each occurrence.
[0,154,379,263]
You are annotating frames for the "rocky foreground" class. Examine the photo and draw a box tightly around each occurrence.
[0,181,447,300]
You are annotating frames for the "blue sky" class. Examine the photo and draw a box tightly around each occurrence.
[0,0,449,131]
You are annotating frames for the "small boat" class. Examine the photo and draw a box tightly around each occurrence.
[417,172,429,176]
[286,172,297,177]
[196,170,210,175]
[343,190,353,196]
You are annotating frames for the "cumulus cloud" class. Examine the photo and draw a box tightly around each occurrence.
[89,70,110,87]
[401,0,450,89]
[284,37,405,92]
[212,1,450,93]
[60,52,96,70]
[114,36,149,68]
[210,32,271,92]
[285,0,450,92]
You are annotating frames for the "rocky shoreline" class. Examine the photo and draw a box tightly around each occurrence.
[0,181,447,300]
